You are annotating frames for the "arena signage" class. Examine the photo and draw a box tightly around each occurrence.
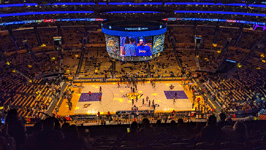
[164,18,266,26]
[102,28,167,37]
[0,18,105,26]
[125,27,149,31]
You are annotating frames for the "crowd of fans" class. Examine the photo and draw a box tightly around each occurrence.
[1,108,266,150]
[200,67,266,118]
[0,15,266,150]
[0,65,64,118]
[1,25,264,77]
[1,24,266,116]
[164,25,266,119]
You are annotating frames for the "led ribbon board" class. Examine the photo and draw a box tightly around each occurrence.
[2,2,266,8]
[1,17,265,27]
[0,18,105,26]
[101,28,167,37]
[0,11,94,18]
[0,10,265,18]
[163,18,266,26]
[102,11,161,14]
[174,10,266,18]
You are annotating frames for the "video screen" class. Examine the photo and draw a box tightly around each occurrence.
[152,34,165,54]
[104,34,165,61]
[105,35,119,55]
[120,36,152,57]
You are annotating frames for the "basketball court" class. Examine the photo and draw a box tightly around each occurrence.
[57,81,194,116]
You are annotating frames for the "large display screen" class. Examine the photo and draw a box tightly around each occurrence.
[102,20,166,61]
[2,17,266,27]
[120,36,152,57]
[105,34,119,55]
[104,34,165,61]
[152,34,165,54]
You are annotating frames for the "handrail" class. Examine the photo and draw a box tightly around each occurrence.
[192,78,222,113]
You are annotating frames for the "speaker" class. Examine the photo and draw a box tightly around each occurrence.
[22,40,31,52]
[82,37,88,45]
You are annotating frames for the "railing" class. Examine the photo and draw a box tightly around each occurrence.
[192,78,221,113]
[23,110,209,125]
[73,76,187,83]
[66,111,206,126]
[42,82,68,119]
[53,84,70,115]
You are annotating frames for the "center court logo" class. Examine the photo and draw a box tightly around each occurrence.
[127,93,142,99]
[83,104,91,108]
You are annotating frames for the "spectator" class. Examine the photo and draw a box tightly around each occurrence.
[194,115,223,142]
[25,122,43,150]
[154,120,162,133]
[138,118,155,141]
[222,121,248,143]
[5,109,26,150]
[0,127,15,150]
[80,129,95,149]
[36,117,63,150]
[233,121,249,142]
[121,121,139,142]
[165,120,177,138]
[61,124,87,150]
[176,118,189,139]
[0,136,8,150]
[155,127,170,141]
[218,112,227,129]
